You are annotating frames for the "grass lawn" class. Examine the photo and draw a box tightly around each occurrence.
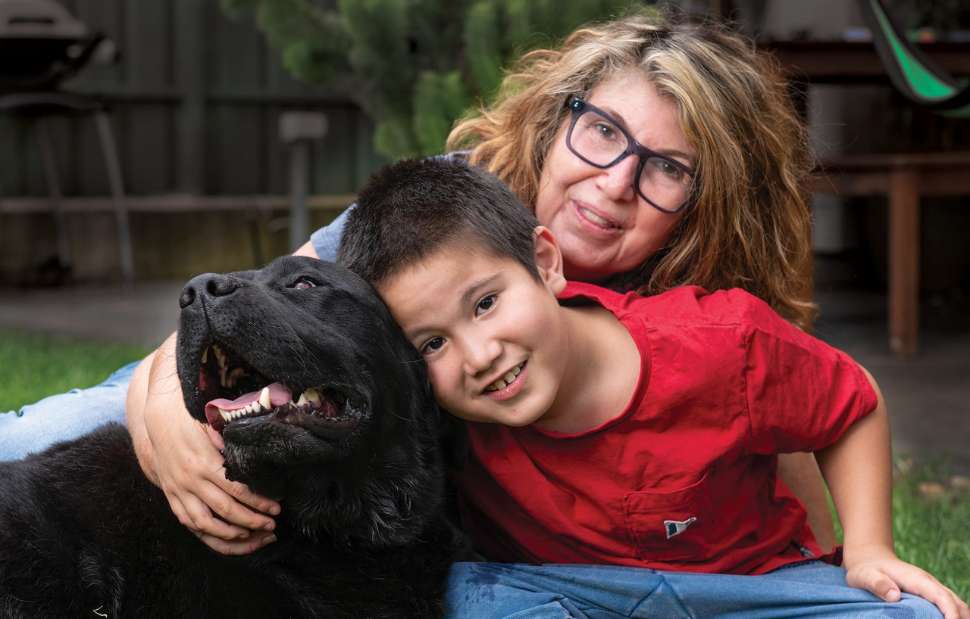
[2,329,968,600]
[0,328,149,413]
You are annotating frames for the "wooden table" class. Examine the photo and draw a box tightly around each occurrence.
[811,152,970,355]
[762,40,970,84]
[760,40,970,355]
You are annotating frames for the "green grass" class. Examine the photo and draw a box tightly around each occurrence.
[0,329,149,413]
[893,465,970,599]
[832,459,970,600]
[1,329,967,600]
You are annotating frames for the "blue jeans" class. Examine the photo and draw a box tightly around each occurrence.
[445,561,943,618]
[0,360,137,460]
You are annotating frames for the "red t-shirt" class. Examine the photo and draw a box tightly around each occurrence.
[453,282,878,575]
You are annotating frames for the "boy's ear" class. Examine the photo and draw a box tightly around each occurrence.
[533,226,566,294]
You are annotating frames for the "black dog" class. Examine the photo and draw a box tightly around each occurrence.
[0,256,462,618]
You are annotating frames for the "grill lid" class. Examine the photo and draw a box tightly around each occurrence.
[0,0,87,39]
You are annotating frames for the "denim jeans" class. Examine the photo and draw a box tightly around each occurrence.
[444,561,943,619]
[0,360,137,460]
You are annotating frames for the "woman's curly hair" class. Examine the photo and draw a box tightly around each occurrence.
[447,11,817,329]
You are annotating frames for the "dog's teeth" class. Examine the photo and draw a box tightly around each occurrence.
[304,388,321,405]
[219,408,232,421]
[228,368,246,387]
[213,345,227,371]
[201,347,208,364]
[259,386,271,410]
[296,393,309,407]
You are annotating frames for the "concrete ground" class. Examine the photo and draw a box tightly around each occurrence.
[1,260,968,473]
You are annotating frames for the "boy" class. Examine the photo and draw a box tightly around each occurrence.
[337,158,967,619]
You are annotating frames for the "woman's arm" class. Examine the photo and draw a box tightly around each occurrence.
[125,236,330,555]
[777,452,836,551]
[127,333,279,554]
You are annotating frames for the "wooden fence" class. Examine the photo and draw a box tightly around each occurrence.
[0,0,382,197]
[0,0,381,281]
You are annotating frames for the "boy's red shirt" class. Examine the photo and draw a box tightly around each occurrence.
[452,282,877,575]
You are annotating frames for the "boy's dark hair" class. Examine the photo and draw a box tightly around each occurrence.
[338,157,541,285]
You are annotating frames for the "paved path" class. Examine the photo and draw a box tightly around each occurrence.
[0,281,181,348]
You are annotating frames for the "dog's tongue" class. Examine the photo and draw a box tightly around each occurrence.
[204,383,292,426]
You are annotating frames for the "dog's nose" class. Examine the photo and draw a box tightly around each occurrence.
[179,273,241,309]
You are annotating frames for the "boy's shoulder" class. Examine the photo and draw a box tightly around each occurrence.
[561,281,782,330]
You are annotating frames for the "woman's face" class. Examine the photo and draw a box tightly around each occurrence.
[534,69,696,281]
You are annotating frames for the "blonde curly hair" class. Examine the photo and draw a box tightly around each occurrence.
[447,11,817,329]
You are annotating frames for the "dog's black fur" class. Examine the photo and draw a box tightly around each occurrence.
[0,256,463,618]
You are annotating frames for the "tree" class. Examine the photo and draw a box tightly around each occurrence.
[222,0,648,159]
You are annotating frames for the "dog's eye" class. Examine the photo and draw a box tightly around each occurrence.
[292,277,317,290]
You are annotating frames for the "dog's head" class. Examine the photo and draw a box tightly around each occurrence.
[176,256,446,545]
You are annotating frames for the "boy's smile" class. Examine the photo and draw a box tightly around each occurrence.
[376,230,573,428]
[482,360,526,400]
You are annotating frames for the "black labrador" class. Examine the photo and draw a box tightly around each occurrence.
[0,256,463,618]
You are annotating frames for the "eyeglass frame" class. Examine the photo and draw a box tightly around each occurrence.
[564,96,695,214]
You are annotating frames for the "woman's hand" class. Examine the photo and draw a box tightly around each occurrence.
[845,545,969,619]
[127,334,280,555]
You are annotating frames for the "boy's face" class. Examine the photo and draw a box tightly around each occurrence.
[377,228,569,427]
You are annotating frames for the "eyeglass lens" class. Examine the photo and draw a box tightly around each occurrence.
[569,107,691,213]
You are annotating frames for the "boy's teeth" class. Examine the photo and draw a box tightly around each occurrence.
[489,378,508,392]
[487,363,524,392]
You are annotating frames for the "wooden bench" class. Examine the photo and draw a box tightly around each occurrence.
[811,152,970,356]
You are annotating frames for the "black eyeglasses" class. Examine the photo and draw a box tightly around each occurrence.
[565,96,694,214]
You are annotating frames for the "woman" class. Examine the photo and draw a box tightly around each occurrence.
[7,11,831,555]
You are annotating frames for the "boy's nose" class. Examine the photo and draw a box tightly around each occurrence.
[460,335,502,377]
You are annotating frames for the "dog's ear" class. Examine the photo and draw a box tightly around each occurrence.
[437,408,469,470]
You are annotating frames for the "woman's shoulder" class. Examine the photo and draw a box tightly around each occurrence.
[630,286,784,329]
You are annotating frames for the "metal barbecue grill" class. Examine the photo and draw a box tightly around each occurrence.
[0,0,132,282]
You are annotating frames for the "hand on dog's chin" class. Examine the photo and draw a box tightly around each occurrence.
[205,423,225,452]
[209,424,285,501]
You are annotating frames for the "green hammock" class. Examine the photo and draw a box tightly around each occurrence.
[859,0,970,117]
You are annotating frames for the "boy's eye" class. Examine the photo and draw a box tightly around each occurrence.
[475,294,497,315]
[420,336,445,355]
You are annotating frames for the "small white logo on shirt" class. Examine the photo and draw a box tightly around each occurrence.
[664,516,697,539]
